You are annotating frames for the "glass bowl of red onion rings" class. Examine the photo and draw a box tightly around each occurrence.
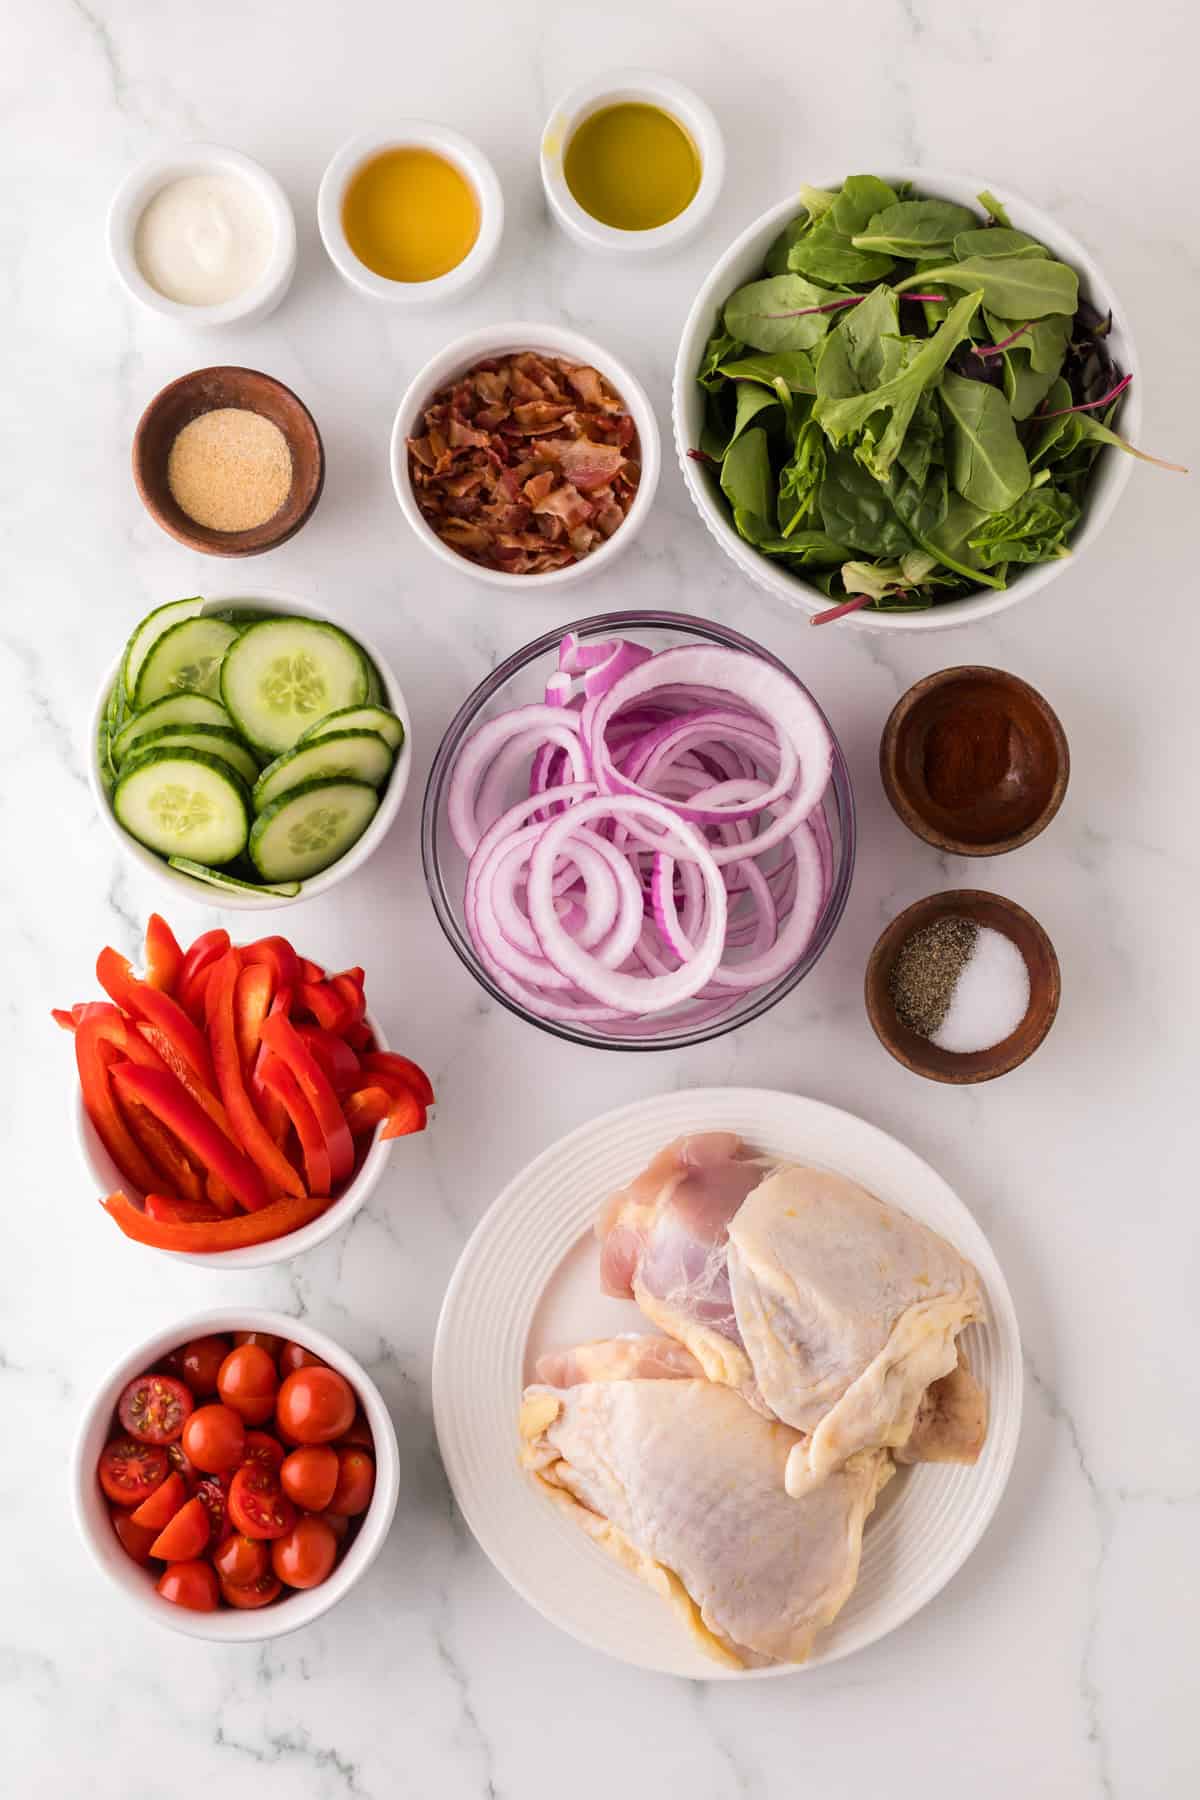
[421,610,854,1050]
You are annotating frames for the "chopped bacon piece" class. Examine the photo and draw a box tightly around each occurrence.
[406,352,639,575]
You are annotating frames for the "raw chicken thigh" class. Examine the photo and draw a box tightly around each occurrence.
[521,1353,891,1667]
[596,1136,985,1493]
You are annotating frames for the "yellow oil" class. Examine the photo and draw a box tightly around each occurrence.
[564,103,701,231]
[342,148,480,283]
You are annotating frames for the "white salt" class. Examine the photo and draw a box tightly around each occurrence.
[932,924,1030,1054]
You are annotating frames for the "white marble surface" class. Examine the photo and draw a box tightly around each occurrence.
[3,1,1197,1794]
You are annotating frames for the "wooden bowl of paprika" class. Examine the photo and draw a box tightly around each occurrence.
[880,667,1068,856]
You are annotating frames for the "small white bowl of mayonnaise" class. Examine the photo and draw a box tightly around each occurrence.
[108,144,297,328]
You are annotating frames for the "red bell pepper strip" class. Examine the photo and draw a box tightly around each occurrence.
[295,1024,360,1094]
[145,1192,221,1224]
[241,936,301,991]
[135,1023,240,1146]
[362,1051,435,1108]
[329,970,366,1025]
[260,1009,354,1186]
[380,1085,426,1140]
[103,1190,330,1253]
[52,1005,87,1032]
[207,950,306,1201]
[296,979,353,1033]
[342,1019,375,1053]
[234,963,274,1076]
[75,1007,164,1195]
[205,1173,238,1216]
[342,1087,391,1135]
[257,1054,332,1196]
[299,958,325,983]
[109,1063,269,1213]
[116,1094,207,1203]
[97,948,215,1090]
[176,931,231,1022]
[144,915,183,993]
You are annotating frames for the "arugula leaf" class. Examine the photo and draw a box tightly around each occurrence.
[818,448,915,557]
[897,255,1078,318]
[941,371,1032,511]
[966,485,1079,566]
[720,428,774,538]
[723,274,837,352]
[778,418,826,535]
[954,227,1048,261]
[717,350,817,392]
[852,198,977,257]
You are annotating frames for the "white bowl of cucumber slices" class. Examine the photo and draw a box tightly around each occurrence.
[89,593,411,909]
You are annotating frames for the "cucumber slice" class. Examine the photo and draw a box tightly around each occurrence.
[298,705,405,753]
[134,617,240,708]
[120,598,204,707]
[105,676,127,737]
[97,716,116,794]
[168,857,301,898]
[253,730,393,813]
[220,618,370,757]
[132,724,261,787]
[113,692,235,764]
[114,749,250,865]
[249,777,379,880]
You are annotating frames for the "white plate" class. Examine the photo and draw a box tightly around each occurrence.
[432,1088,1022,1678]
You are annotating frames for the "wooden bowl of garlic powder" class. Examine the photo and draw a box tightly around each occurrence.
[132,366,324,556]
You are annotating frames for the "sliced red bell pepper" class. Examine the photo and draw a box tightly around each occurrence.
[234,963,274,1076]
[205,1173,238,1217]
[242,936,301,992]
[257,1054,332,1195]
[144,915,183,993]
[329,969,366,1026]
[145,1191,220,1224]
[380,1085,426,1140]
[52,1004,88,1033]
[103,1190,330,1253]
[75,1006,164,1195]
[260,1009,354,1186]
[97,947,215,1090]
[342,1019,375,1053]
[249,990,293,1147]
[299,958,325,983]
[109,1063,268,1213]
[176,931,231,1022]
[116,1094,206,1203]
[207,950,306,1200]
[342,1086,391,1135]
[296,979,353,1033]
[295,1024,360,1094]
[362,1051,435,1108]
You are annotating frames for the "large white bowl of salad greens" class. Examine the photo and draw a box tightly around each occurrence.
[673,170,1178,631]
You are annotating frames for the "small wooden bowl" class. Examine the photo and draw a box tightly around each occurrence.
[880,666,1068,856]
[132,366,324,557]
[865,889,1060,1084]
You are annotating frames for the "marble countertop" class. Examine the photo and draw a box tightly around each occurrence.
[4,1,1197,1795]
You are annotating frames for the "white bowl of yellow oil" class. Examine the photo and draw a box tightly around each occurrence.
[540,71,724,256]
[317,125,503,306]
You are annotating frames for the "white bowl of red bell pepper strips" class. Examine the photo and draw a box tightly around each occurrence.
[57,915,434,1268]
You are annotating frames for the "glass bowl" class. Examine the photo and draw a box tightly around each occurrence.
[421,609,855,1051]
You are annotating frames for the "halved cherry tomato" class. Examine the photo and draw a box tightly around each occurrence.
[182,1404,246,1474]
[157,1559,219,1611]
[276,1367,355,1444]
[180,1335,232,1397]
[150,1494,210,1561]
[130,1469,188,1530]
[338,1409,374,1450]
[195,1474,233,1546]
[329,1448,375,1516]
[117,1372,194,1445]
[271,1515,337,1590]
[165,1441,198,1491]
[220,1571,281,1609]
[213,1532,269,1589]
[280,1445,339,1511]
[111,1507,160,1566]
[234,1331,284,1360]
[228,1464,297,1540]
[217,1344,278,1425]
[98,1437,169,1506]
[144,915,183,994]
[242,1430,286,1474]
[279,1341,325,1378]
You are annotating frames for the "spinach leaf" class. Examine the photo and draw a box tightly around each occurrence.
[941,370,1031,511]
[727,382,781,450]
[699,328,743,390]
[918,494,1007,588]
[720,427,774,538]
[754,528,850,565]
[852,198,978,257]
[831,175,899,237]
[890,393,949,537]
[819,448,914,557]
[813,290,983,478]
[977,189,1013,228]
[966,485,1079,566]
[814,286,902,399]
[954,227,1047,261]
[897,255,1078,318]
[765,215,811,276]
[789,225,895,287]
[723,274,836,352]
[1070,411,1188,472]
[797,184,839,224]
[778,418,827,535]
[987,311,1069,420]
[718,350,817,392]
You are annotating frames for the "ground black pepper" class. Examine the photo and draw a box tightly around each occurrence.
[889,915,978,1038]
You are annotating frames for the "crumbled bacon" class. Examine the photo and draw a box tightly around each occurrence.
[407,352,640,575]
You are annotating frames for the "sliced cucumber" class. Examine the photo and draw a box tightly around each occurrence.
[132,724,262,787]
[114,749,250,865]
[168,857,301,898]
[134,617,240,708]
[220,618,370,757]
[97,716,116,794]
[248,777,379,881]
[120,598,204,707]
[105,676,127,737]
[299,705,405,753]
[113,692,235,764]
[253,730,393,813]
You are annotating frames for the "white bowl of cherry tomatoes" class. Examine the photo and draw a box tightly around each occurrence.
[72,1310,399,1639]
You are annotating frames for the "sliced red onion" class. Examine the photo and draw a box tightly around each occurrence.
[450,705,586,853]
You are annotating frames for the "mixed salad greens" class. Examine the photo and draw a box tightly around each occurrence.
[695,177,1184,620]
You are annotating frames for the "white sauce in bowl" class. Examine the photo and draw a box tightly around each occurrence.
[134,173,273,306]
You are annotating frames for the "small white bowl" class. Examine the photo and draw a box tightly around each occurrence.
[540,70,724,256]
[390,321,661,591]
[673,170,1142,632]
[87,590,412,912]
[75,1008,399,1270]
[317,125,503,307]
[107,144,297,329]
[72,1308,400,1641]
